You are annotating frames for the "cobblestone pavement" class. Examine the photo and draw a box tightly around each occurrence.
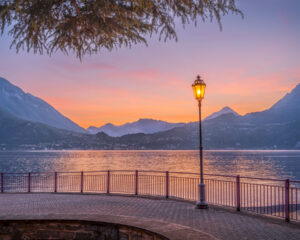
[0,193,299,240]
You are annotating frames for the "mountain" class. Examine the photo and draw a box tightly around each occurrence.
[0,108,82,149]
[204,106,240,121]
[102,112,299,150]
[243,83,300,124]
[93,83,300,150]
[1,80,299,150]
[88,107,239,136]
[87,118,185,136]
[0,77,85,133]
[0,108,117,150]
[138,83,300,149]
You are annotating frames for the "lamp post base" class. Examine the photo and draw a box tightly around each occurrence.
[196,183,208,209]
[196,201,208,209]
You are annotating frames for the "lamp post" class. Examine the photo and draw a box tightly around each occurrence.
[192,75,208,209]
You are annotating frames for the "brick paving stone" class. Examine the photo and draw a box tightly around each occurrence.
[0,193,299,240]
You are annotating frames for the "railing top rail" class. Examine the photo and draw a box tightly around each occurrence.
[59,170,107,174]
[0,170,298,182]
[1,172,41,175]
[169,172,287,182]
[138,170,167,173]
[290,180,300,183]
[81,170,109,173]
[239,176,285,182]
[204,173,236,178]
[168,171,199,176]
[170,172,236,178]
[49,171,82,174]
[109,170,139,173]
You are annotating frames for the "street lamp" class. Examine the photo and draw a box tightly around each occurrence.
[192,75,208,209]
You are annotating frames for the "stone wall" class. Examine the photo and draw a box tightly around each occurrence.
[0,220,169,240]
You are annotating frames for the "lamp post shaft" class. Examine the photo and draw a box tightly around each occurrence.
[192,74,207,209]
[199,101,204,184]
[196,100,208,209]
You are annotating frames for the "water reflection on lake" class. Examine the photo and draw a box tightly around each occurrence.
[0,150,299,180]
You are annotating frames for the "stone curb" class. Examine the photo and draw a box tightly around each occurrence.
[0,215,218,240]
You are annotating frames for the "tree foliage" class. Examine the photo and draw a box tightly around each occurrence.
[0,0,242,58]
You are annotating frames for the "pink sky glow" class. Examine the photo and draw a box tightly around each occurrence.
[0,0,299,128]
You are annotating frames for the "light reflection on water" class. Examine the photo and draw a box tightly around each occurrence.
[0,150,299,180]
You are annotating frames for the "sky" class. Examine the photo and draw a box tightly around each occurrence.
[0,0,299,128]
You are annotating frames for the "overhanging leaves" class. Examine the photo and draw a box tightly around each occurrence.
[0,0,243,59]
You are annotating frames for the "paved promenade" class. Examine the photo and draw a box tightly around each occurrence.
[0,193,299,240]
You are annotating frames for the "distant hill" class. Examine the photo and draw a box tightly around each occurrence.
[94,83,300,149]
[129,83,300,149]
[0,77,85,133]
[93,116,300,150]
[87,118,185,136]
[87,107,239,137]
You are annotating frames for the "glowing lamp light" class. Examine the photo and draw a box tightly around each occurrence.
[192,75,206,101]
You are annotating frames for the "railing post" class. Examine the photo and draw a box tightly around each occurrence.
[81,171,84,193]
[107,170,110,194]
[54,172,57,193]
[236,175,241,211]
[285,179,290,222]
[28,173,31,193]
[1,173,3,193]
[166,171,169,199]
[135,170,138,195]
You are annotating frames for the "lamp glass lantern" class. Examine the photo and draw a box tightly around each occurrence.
[192,76,206,101]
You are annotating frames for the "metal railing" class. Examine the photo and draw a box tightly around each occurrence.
[0,170,299,222]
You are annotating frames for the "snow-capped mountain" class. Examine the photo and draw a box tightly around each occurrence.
[204,106,240,121]
[0,77,85,133]
[87,118,185,136]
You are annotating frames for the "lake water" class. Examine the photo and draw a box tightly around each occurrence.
[0,150,299,181]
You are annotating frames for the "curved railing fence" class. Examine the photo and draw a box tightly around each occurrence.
[0,170,299,222]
